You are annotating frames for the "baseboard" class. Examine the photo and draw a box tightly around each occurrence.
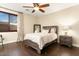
[0,40,23,45]
[72,44,79,47]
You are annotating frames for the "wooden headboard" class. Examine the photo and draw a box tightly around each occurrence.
[42,26,58,35]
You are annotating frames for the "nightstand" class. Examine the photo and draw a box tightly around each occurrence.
[59,35,72,47]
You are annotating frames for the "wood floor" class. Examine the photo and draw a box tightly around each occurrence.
[0,41,79,56]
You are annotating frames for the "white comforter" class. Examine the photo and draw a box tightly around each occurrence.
[24,32,57,50]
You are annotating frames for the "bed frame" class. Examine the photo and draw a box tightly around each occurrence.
[23,26,59,54]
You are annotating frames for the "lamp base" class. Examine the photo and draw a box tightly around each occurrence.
[64,32,68,36]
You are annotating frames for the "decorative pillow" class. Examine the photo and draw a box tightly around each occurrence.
[51,28,56,33]
[35,29,39,33]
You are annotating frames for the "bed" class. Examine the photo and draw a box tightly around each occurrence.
[24,26,58,54]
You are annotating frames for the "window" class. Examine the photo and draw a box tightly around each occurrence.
[0,11,17,32]
[10,14,17,31]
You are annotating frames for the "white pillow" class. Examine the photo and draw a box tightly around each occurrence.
[51,28,56,33]
[42,30,48,34]
[35,29,39,33]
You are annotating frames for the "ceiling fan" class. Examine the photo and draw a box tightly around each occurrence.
[23,3,49,13]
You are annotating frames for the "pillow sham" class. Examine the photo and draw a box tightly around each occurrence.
[35,29,39,33]
[50,28,56,33]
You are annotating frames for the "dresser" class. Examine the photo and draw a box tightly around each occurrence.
[59,35,72,47]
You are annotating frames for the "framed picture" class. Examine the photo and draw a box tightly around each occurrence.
[33,24,41,33]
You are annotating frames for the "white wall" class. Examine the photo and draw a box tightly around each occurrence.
[23,14,37,35]
[0,32,17,44]
[37,5,79,47]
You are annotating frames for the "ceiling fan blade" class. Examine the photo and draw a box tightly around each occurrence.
[23,6,33,8]
[39,9,45,13]
[39,4,49,8]
[33,3,39,7]
[32,10,35,13]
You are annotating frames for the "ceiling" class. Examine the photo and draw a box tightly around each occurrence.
[0,3,78,16]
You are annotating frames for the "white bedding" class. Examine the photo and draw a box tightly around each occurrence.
[24,32,57,50]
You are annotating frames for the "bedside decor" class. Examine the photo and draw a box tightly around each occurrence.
[63,26,71,36]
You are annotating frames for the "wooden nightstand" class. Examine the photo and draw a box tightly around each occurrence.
[59,35,72,47]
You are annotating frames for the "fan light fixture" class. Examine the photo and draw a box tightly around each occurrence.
[23,3,49,13]
[34,7,39,11]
